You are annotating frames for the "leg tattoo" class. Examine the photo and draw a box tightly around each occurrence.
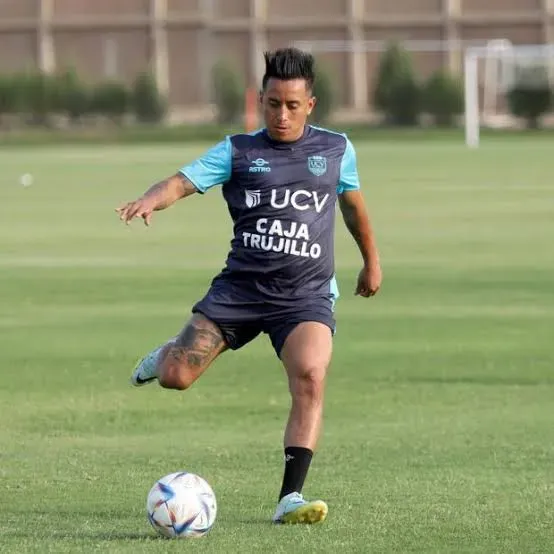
[158,315,227,390]
[167,315,226,371]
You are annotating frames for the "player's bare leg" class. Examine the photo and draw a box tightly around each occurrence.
[272,321,332,524]
[130,313,227,390]
[282,322,331,451]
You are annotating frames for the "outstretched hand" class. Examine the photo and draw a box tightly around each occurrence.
[116,197,156,226]
[355,263,382,298]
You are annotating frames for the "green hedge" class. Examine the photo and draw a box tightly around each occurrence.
[311,61,335,125]
[212,60,245,125]
[422,70,464,127]
[0,68,167,128]
[2,55,553,135]
[507,65,553,129]
[373,41,421,126]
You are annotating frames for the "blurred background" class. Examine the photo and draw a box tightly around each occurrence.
[0,0,553,136]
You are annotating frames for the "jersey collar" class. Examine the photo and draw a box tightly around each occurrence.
[261,125,311,149]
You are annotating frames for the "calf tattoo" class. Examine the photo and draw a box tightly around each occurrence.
[167,317,225,370]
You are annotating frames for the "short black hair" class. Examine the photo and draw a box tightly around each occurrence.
[262,48,315,91]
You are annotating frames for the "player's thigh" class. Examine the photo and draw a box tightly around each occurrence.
[279,321,333,385]
[161,313,228,378]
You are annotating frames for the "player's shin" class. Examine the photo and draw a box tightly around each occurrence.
[279,378,325,499]
[274,392,328,525]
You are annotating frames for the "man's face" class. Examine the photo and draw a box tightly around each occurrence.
[261,78,315,142]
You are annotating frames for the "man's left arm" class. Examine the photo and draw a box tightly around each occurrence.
[337,137,382,297]
[338,191,382,297]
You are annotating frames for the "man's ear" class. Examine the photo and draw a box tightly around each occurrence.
[307,96,317,116]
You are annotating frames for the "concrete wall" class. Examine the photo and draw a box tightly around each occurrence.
[0,0,552,119]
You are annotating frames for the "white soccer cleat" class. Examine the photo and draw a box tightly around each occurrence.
[130,345,164,387]
[272,492,328,524]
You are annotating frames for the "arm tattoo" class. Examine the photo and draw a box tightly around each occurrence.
[167,318,225,370]
[142,174,197,209]
[339,195,376,267]
[340,199,363,244]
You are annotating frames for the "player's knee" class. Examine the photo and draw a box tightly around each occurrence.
[158,367,194,391]
[290,365,326,402]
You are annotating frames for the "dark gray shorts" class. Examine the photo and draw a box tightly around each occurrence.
[192,278,335,357]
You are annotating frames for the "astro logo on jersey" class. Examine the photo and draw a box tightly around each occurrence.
[245,189,261,208]
[249,158,271,173]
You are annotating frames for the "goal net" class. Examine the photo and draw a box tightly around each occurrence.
[464,41,554,147]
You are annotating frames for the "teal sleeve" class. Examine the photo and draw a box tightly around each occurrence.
[178,136,232,194]
[337,137,361,194]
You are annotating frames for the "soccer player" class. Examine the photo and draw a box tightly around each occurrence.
[116,48,382,525]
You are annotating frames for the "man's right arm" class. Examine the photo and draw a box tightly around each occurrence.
[116,173,197,226]
[116,136,232,226]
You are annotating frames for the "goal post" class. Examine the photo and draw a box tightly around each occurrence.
[464,49,480,149]
[465,40,515,148]
[464,42,554,148]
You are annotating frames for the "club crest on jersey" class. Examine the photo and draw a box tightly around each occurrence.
[308,156,327,177]
[245,189,261,208]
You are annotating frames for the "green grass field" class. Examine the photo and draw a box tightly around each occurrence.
[1,136,553,553]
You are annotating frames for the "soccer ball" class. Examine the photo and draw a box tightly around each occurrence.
[146,471,217,538]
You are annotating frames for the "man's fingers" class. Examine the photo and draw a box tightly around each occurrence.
[367,285,380,297]
[116,202,133,216]
[119,208,131,222]
[125,204,145,224]
[355,283,371,297]
[116,201,143,223]
[122,208,136,223]
[116,203,134,221]
[355,285,369,297]
[142,211,152,226]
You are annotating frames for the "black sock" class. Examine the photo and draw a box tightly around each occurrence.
[278,446,313,501]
